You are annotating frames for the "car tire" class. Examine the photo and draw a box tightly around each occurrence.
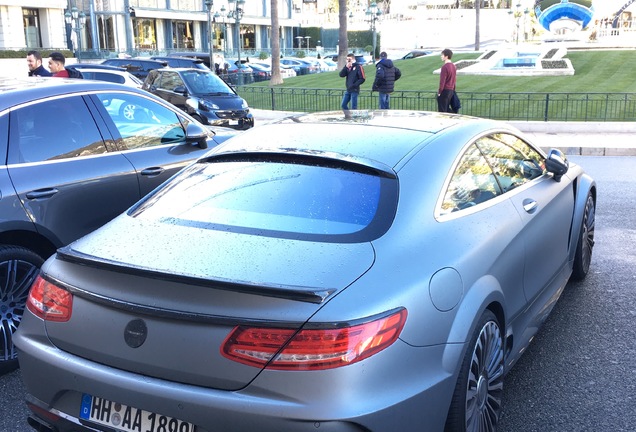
[445,310,504,432]
[571,192,595,281]
[0,245,44,374]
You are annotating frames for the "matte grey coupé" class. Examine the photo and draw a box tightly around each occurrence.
[16,110,596,432]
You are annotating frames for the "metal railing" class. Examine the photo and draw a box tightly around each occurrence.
[238,87,636,122]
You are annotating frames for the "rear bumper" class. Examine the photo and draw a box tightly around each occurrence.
[16,324,461,432]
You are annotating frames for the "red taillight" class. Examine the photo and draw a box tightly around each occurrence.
[26,275,72,322]
[221,309,407,370]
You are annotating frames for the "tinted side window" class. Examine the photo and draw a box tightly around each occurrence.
[10,96,107,163]
[157,71,184,91]
[95,92,186,150]
[0,114,7,165]
[476,134,546,193]
[83,71,125,84]
[145,71,160,87]
[440,143,502,215]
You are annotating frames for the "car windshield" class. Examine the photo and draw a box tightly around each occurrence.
[130,158,397,242]
[182,70,234,95]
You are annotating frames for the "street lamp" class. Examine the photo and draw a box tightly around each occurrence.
[204,0,215,73]
[508,3,529,45]
[64,5,86,62]
[295,36,303,49]
[366,2,381,60]
[227,0,245,85]
[304,36,311,49]
[218,6,228,56]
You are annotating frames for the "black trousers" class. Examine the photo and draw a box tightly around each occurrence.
[437,89,455,113]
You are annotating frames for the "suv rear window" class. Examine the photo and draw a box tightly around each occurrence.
[130,158,397,242]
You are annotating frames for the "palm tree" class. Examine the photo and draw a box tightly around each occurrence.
[270,0,282,85]
[338,0,348,68]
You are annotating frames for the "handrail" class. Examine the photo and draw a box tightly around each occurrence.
[237,86,636,122]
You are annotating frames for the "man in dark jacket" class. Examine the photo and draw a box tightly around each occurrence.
[372,52,401,109]
[27,50,51,77]
[339,53,366,117]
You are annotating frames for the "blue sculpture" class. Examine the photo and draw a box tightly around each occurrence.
[534,0,595,31]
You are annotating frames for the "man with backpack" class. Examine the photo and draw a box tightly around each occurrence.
[372,52,401,109]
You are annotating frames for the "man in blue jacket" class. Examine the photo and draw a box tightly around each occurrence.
[372,52,401,109]
[339,53,366,118]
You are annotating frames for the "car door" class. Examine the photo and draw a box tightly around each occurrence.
[91,91,211,197]
[6,94,140,247]
[476,134,573,302]
[153,70,188,110]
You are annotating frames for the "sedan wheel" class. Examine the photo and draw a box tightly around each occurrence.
[446,310,504,432]
[120,103,137,121]
[0,246,44,373]
[571,192,595,281]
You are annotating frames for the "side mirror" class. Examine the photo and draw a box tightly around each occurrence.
[173,85,188,95]
[185,121,210,149]
[545,148,569,182]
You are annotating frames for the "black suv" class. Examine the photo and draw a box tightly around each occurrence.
[101,58,168,80]
[143,68,254,130]
[0,78,230,373]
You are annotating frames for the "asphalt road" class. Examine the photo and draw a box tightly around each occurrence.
[1,156,634,432]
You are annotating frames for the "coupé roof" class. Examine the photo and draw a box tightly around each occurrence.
[0,77,136,110]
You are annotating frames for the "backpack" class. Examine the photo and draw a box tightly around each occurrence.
[65,67,84,79]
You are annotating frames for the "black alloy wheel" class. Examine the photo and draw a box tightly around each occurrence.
[445,310,504,432]
[571,192,595,281]
[0,246,44,373]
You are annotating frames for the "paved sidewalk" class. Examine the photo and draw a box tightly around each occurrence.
[251,109,636,156]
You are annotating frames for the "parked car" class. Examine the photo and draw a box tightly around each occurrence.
[143,68,254,130]
[101,58,168,80]
[150,55,210,71]
[280,57,320,75]
[0,77,233,374]
[223,59,255,85]
[16,110,596,432]
[169,51,214,68]
[71,64,143,88]
[317,58,338,72]
[251,61,297,79]
[246,62,272,82]
[401,49,433,59]
[323,54,370,65]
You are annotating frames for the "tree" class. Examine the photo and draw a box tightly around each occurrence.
[337,0,348,68]
[474,0,480,51]
[270,0,282,85]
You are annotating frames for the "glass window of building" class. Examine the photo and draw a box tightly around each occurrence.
[23,9,42,48]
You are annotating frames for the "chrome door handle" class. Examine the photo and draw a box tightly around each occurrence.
[523,199,538,213]
[26,188,59,199]
[140,167,165,177]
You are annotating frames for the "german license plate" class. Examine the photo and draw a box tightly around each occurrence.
[228,119,239,125]
[80,394,194,432]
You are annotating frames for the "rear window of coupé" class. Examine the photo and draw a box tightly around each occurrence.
[130,158,398,242]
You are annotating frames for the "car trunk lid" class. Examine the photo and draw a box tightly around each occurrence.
[42,215,375,390]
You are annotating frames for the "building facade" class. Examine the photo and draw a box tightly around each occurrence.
[0,0,306,57]
[1,0,634,59]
